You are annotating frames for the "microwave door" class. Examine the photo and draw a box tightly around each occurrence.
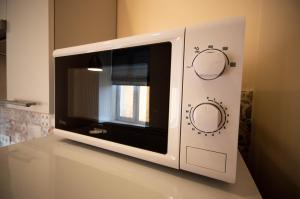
[55,42,172,154]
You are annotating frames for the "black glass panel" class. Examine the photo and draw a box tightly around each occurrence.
[112,46,149,86]
[55,42,172,154]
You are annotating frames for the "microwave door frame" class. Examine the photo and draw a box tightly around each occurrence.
[53,28,185,169]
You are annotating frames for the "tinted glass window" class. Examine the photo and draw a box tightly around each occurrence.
[55,42,172,154]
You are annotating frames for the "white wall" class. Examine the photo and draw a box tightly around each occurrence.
[6,0,53,113]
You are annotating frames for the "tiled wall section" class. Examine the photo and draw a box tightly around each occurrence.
[239,90,253,163]
[0,91,253,152]
[0,107,53,145]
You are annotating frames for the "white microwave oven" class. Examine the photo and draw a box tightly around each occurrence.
[53,17,245,183]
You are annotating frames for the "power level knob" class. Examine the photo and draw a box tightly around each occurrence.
[194,49,228,80]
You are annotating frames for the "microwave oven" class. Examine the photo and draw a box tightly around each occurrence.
[53,17,245,183]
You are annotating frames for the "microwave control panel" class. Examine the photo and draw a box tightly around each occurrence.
[180,18,245,183]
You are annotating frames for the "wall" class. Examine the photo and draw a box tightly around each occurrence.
[0,106,53,144]
[0,0,6,19]
[250,0,300,198]
[117,0,262,90]
[1,0,117,145]
[1,0,54,145]
[117,0,300,198]
[0,0,6,100]
[0,52,6,99]
[0,40,5,100]
[6,0,53,113]
[55,0,116,49]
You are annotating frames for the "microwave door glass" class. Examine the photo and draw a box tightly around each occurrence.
[55,42,172,154]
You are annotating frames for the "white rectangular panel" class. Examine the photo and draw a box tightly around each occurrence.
[187,147,226,173]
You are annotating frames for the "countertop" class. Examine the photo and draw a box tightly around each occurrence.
[0,134,261,199]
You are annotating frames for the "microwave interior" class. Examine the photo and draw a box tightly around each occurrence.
[55,42,172,154]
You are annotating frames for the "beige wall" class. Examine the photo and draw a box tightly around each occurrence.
[55,0,116,49]
[117,0,300,197]
[0,0,6,19]
[0,55,6,99]
[0,0,6,99]
[251,0,300,197]
[117,0,262,90]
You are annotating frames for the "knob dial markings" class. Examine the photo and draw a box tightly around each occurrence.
[185,98,228,136]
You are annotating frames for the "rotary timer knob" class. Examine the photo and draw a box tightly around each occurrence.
[186,98,228,136]
[193,49,229,80]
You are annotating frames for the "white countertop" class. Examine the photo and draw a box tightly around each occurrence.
[0,134,261,199]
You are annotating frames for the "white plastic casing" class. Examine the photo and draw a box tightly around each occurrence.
[54,28,185,169]
[53,17,245,183]
[180,17,245,183]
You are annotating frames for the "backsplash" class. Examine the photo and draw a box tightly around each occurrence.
[0,106,53,145]
[238,90,253,163]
